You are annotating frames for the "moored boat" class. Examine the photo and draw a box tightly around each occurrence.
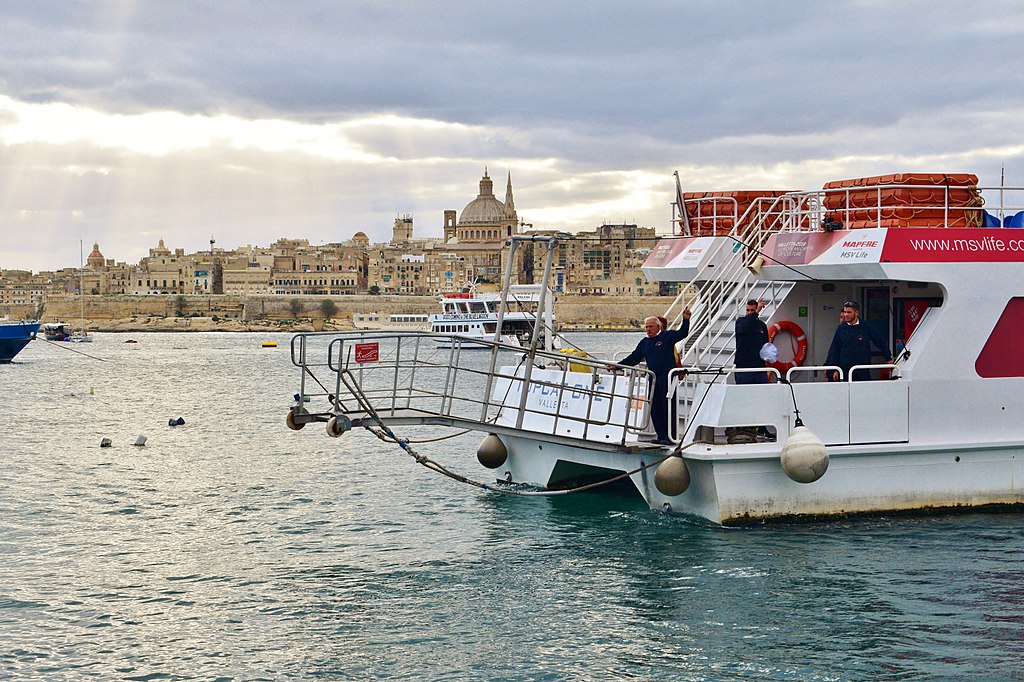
[429,284,557,349]
[0,318,41,362]
[42,322,71,341]
[286,173,1024,525]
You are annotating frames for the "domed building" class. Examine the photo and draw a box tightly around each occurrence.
[86,242,105,269]
[351,231,370,248]
[445,169,519,243]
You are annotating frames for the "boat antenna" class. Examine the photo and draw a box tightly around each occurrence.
[674,171,692,237]
[1000,164,1006,222]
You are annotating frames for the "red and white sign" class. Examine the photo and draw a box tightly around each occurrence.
[354,342,379,363]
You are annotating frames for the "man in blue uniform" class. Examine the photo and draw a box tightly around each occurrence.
[826,301,892,381]
[617,310,691,444]
[735,298,769,384]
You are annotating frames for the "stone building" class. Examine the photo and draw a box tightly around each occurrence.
[366,169,521,293]
[269,237,367,295]
[521,223,660,296]
[446,169,519,243]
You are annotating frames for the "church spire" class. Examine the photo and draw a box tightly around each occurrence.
[505,171,515,213]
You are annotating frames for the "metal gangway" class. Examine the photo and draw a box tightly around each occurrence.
[287,331,657,452]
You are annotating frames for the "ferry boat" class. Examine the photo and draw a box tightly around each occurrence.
[430,284,556,348]
[0,318,41,362]
[286,173,1024,525]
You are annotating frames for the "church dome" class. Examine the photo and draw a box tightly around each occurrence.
[458,170,511,225]
[87,242,105,267]
[352,231,369,246]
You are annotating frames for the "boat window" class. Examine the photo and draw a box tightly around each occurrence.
[469,302,486,313]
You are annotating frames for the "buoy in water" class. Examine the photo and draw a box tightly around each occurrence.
[261,341,277,348]
[134,433,147,446]
[100,437,112,448]
[780,425,828,483]
[654,455,690,496]
[477,433,508,469]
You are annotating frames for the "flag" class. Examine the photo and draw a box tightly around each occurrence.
[674,171,691,236]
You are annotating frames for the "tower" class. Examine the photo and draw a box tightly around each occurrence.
[393,214,413,243]
[443,210,457,242]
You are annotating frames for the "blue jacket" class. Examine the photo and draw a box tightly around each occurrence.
[620,321,690,378]
[825,321,891,377]
[735,313,768,368]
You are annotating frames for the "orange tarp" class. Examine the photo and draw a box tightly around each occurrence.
[680,190,792,236]
[824,187,983,210]
[822,173,978,189]
[821,173,983,229]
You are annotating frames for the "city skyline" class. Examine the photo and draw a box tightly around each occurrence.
[2,2,1023,272]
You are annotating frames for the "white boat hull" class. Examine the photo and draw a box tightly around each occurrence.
[497,434,1024,524]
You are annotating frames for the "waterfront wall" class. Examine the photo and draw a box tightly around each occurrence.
[10,293,679,328]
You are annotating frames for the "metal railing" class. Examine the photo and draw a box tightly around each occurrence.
[290,330,655,447]
[752,184,1024,235]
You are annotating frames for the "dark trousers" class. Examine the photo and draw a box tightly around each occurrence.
[650,375,673,441]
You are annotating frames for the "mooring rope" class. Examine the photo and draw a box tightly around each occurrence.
[337,362,695,496]
[362,422,694,496]
[38,337,107,362]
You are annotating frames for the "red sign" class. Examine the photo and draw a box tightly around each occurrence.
[354,342,379,363]
[880,228,1024,263]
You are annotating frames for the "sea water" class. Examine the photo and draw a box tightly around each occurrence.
[1,332,1022,680]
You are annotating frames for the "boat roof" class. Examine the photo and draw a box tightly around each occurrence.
[645,175,1024,284]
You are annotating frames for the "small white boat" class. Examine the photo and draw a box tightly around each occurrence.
[42,322,71,341]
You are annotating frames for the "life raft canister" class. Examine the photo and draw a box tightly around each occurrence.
[766,320,808,375]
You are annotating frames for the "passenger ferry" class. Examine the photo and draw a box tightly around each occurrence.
[352,312,430,330]
[286,173,1024,525]
[429,284,557,348]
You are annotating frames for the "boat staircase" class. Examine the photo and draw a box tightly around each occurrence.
[659,195,804,439]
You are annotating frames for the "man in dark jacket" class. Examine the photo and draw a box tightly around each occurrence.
[825,301,892,381]
[735,298,769,384]
[618,310,691,444]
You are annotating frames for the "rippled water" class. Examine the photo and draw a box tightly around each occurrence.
[2,332,1023,680]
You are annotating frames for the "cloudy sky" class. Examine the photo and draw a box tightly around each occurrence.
[2,1,1023,272]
